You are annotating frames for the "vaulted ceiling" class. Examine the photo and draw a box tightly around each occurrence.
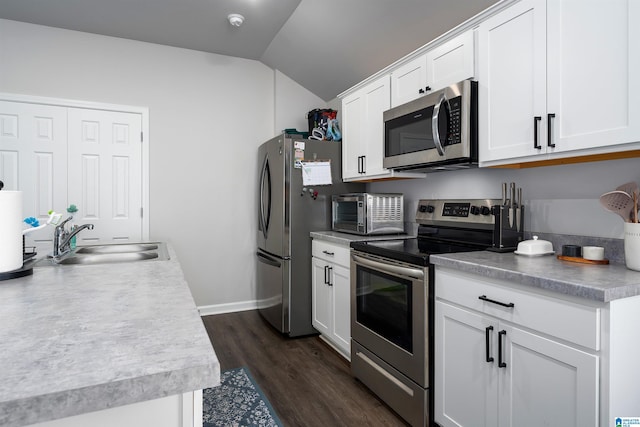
[0,0,498,100]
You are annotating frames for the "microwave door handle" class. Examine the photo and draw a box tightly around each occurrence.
[431,93,447,156]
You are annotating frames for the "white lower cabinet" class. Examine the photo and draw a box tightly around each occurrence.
[311,239,352,359]
[435,268,599,427]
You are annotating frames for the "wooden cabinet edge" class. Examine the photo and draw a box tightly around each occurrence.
[482,149,640,169]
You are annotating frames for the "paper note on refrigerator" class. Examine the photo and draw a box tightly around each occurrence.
[301,161,332,186]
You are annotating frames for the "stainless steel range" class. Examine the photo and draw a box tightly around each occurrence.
[350,199,501,427]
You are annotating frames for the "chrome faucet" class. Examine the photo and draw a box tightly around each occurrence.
[53,216,94,259]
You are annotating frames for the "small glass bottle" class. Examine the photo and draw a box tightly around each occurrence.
[66,204,78,250]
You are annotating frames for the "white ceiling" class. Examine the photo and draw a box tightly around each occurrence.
[0,0,498,101]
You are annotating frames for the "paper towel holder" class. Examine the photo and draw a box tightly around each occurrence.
[0,180,35,281]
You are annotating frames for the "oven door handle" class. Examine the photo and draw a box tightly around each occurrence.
[352,253,424,280]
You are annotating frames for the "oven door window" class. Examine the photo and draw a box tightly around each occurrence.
[355,265,412,352]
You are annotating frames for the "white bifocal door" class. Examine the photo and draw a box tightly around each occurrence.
[0,101,68,243]
[67,108,143,244]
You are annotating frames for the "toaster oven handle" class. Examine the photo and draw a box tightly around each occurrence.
[352,253,424,280]
[431,92,448,156]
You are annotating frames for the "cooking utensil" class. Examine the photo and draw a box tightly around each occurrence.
[516,187,522,231]
[616,181,639,197]
[509,182,515,228]
[502,182,507,206]
[600,190,634,222]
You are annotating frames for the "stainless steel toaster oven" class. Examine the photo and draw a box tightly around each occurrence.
[332,193,404,235]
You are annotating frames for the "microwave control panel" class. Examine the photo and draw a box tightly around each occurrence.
[447,96,462,146]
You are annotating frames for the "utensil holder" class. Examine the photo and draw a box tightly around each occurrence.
[624,222,640,271]
[488,205,525,252]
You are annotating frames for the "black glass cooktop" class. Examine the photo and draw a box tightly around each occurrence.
[350,238,487,267]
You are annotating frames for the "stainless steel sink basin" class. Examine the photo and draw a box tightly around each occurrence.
[75,243,160,254]
[35,242,169,266]
[56,251,162,265]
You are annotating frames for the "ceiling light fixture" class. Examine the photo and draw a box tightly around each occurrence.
[227,14,245,27]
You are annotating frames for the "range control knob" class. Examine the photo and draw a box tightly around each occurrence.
[480,206,491,216]
[418,205,427,213]
[470,205,480,215]
[426,205,435,213]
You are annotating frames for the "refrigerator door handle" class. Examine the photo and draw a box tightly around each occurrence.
[259,155,271,240]
[256,251,281,267]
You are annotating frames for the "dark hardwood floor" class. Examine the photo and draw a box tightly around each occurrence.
[202,310,407,427]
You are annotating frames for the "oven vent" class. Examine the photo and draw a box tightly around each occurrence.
[370,195,403,222]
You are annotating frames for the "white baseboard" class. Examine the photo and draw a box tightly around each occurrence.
[197,300,258,317]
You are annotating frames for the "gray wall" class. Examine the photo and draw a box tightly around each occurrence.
[0,19,325,310]
[369,158,639,239]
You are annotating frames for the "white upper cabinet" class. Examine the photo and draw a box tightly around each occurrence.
[479,0,640,166]
[390,30,475,108]
[546,0,640,153]
[342,75,425,181]
[342,75,390,180]
[478,0,547,163]
[425,30,475,94]
[390,55,428,108]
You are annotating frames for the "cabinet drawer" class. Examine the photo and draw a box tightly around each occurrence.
[312,240,350,267]
[435,268,600,350]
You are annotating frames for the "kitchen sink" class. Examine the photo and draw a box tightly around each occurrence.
[75,243,160,254]
[34,242,170,266]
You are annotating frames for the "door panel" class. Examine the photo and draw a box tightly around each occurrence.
[0,101,67,243]
[257,136,285,257]
[547,0,640,152]
[67,108,142,244]
[500,325,599,427]
[256,250,287,333]
[478,0,547,161]
[435,301,498,427]
[311,257,331,336]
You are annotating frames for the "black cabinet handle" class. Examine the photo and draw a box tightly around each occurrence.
[361,156,366,174]
[322,250,334,256]
[498,330,507,368]
[547,113,556,147]
[324,265,329,285]
[328,266,333,286]
[534,116,542,149]
[419,88,425,94]
[425,86,431,92]
[485,326,494,363]
[478,295,515,308]
[357,156,366,174]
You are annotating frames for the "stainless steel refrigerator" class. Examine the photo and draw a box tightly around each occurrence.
[256,134,363,337]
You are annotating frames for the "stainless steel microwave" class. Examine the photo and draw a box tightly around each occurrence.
[332,193,404,235]
[383,79,478,171]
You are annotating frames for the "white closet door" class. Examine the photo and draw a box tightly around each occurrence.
[0,101,68,243]
[67,108,143,244]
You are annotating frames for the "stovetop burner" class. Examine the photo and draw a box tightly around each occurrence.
[350,198,501,266]
[350,237,486,266]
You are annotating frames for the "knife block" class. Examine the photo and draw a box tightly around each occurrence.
[488,205,524,252]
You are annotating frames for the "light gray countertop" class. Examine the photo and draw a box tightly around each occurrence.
[431,250,640,302]
[0,243,220,427]
[310,230,414,246]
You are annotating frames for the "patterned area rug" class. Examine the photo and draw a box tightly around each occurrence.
[203,367,283,427]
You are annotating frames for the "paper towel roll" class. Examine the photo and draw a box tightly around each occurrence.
[0,191,23,272]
